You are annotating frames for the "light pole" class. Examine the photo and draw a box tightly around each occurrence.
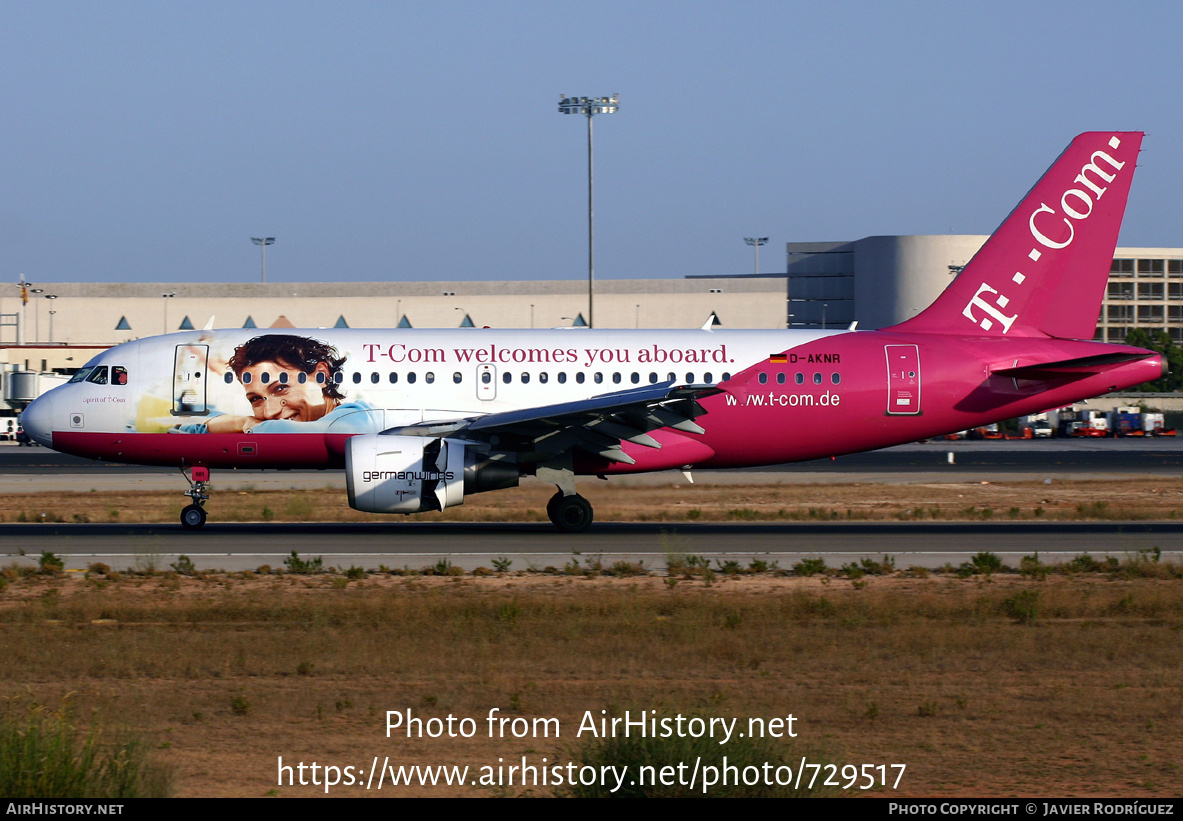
[744,237,768,276]
[558,93,619,329]
[44,295,57,343]
[29,289,43,342]
[18,276,30,345]
[251,237,275,283]
[162,292,175,333]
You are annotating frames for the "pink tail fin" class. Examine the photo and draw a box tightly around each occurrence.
[886,132,1143,339]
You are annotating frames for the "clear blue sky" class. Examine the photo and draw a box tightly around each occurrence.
[2,1,1180,284]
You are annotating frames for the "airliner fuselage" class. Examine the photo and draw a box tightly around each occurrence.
[20,132,1167,531]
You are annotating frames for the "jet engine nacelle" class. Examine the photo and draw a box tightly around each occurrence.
[345,434,518,514]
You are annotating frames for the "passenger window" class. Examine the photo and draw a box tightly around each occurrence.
[612,373,622,384]
[370,372,380,384]
[453,372,462,384]
[686,373,694,383]
[389,372,399,384]
[332,372,343,384]
[261,372,272,385]
[425,372,435,384]
[481,372,491,384]
[539,372,548,384]
[722,372,731,381]
[297,372,307,384]
[813,373,822,385]
[777,373,786,384]
[558,372,567,384]
[224,372,234,384]
[704,372,713,383]
[242,372,253,385]
[351,372,361,384]
[795,373,804,384]
[649,372,658,384]
[503,372,511,384]
[832,373,841,385]
[521,372,530,384]
[594,373,603,384]
[279,372,289,384]
[667,372,676,382]
[630,373,640,384]
[317,372,327,384]
[759,373,768,384]
[407,372,417,384]
[576,372,585,384]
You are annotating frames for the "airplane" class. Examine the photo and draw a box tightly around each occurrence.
[20,132,1167,532]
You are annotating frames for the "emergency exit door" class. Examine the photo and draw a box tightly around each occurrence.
[476,364,497,401]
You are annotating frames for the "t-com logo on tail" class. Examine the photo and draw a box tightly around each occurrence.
[1028,137,1126,255]
[891,132,1142,341]
[961,134,1133,336]
[961,282,1019,333]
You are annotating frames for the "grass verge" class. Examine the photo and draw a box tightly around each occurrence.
[0,695,174,798]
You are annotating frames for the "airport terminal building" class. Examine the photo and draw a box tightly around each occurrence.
[782,236,1183,344]
[2,235,1182,377]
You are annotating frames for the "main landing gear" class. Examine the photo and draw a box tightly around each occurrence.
[180,465,210,530]
[546,491,594,533]
[537,462,594,532]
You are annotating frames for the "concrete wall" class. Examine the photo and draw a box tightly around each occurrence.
[851,235,988,328]
[0,277,789,347]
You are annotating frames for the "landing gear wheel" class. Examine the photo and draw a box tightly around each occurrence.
[548,494,594,533]
[180,466,211,531]
[546,491,563,523]
[180,504,207,530]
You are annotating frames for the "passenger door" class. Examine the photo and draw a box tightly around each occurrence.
[172,345,209,415]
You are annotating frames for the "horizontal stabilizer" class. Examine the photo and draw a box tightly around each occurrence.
[991,352,1153,379]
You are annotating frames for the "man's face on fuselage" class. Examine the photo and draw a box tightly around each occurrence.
[240,360,332,422]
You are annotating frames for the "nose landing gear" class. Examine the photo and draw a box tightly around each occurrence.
[180,465,211,530]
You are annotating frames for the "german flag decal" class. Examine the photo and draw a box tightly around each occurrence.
[769,354,788,363]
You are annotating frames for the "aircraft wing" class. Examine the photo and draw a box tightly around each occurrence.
[381,381,721,465]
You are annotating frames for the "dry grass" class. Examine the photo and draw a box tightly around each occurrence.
[1,477,1181,524]
[1,571,1181,797]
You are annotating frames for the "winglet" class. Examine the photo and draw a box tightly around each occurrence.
[886,132,1143,340]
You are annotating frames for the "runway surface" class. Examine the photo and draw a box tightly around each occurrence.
[2,439,1180,571]
[1,520,1179,573]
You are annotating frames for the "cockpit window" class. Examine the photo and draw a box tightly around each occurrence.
[86,366,109,385]
[68,367,94,384]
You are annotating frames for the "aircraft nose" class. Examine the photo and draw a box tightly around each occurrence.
[21,391,55,448]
